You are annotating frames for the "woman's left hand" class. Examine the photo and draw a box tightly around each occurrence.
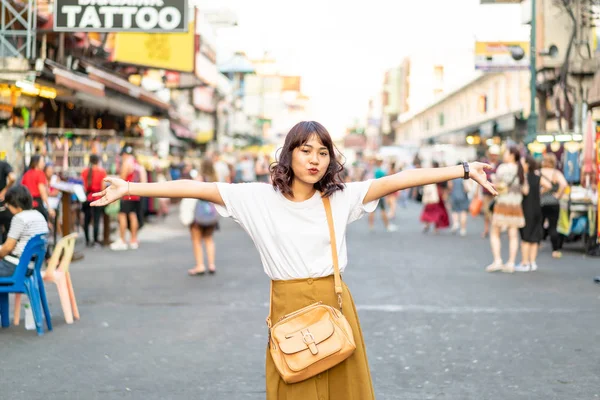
[469,162,498,196]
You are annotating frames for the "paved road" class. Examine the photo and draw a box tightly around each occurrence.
[1,202,599,400]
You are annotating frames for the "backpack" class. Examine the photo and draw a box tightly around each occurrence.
[194,200,219,226]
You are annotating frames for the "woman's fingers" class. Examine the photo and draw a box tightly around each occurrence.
[92,189,106,198]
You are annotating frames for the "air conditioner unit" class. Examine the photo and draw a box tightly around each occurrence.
[538,0,573,69]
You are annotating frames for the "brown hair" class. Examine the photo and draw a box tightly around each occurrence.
[200,157,217,183]
[542,153,557,169]
[507,146,525,185]
[271,121,345,198]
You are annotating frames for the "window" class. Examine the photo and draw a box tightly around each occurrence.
[478,95,487,114]
[438,112,445,127]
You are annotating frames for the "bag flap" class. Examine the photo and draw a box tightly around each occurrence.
[277,319,335,355]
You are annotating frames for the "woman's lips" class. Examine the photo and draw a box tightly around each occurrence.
[308,168,319,175]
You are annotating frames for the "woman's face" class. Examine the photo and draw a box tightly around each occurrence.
[37,157,45,170]
[291,134,330,186]
[503,150,514,163]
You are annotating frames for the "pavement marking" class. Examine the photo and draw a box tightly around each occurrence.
[355,304,582,314]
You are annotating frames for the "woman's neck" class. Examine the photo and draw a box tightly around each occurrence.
[287,179,316,202]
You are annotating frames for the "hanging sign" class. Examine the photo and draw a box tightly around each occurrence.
[54,0,188,33]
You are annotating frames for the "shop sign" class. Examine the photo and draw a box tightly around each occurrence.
[54,0,188,32]
[475,41,530,71]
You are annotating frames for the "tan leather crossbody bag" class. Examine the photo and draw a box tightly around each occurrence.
[266,196,356,384]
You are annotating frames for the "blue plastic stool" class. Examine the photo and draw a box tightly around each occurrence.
[0,233,51,336]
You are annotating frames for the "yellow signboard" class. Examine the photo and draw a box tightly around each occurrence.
[475,41,530,71]
[113,22,195,72]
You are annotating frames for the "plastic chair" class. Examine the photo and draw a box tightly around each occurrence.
[14,233,79,325]
[0,233,52,336]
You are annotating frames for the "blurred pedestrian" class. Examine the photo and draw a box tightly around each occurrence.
[187,158,220,276]
[486,147,528,273]
[540,153,568,259]
[481,145,500,238]
[0,159,16,243]
[110,146,142,251]
[368,158,397,232]
[516,155,548,272]
[81,154,107,247]
[420,161,450,233]
[21,155,54,222]
[255,153,271,183]
[448,162,471,236]
[91,120,495,400]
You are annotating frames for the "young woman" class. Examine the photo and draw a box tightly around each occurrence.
[81,154,107,247]
[516,155,549,272]
[486,147,529,273]
[187,158,220,276]
[91,121,495,400]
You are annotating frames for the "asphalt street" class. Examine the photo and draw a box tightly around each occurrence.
[1,201,599,400]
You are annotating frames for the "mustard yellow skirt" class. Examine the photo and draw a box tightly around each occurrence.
[266,275,375,400]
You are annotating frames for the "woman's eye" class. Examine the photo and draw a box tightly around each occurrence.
[301,149,309,154]
[320,153,328,157]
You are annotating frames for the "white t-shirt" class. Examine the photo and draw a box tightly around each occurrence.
[215,180,378,280]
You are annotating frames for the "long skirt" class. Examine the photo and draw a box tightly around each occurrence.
[266,275,375,400]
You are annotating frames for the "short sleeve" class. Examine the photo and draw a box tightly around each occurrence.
[3,162,12,174]
[7,215,25,241]
[344,180,379,224]
[214,182,268,227]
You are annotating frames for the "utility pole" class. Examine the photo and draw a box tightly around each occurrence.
[527,0,538,139]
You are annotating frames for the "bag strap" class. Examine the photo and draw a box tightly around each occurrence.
[266,194,342,329]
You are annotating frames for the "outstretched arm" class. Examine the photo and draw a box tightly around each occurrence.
[91,178,224,207]
[363,162,496,204]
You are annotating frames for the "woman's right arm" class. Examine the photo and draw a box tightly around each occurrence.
[91,178,224,207]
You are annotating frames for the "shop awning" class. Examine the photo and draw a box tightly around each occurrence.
[85,65,170,111]
[62,91,154,117]
[52,67,105,98]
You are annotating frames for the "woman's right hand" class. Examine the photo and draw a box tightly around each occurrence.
[90,177,128,206]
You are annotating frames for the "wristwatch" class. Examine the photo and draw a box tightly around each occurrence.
[462,162,470,180]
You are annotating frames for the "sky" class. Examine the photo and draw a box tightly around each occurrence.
[199,0,530,137]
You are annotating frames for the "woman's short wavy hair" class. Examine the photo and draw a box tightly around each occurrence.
[271,121,345,198]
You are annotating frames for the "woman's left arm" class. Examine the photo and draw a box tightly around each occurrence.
[364,162,496,204]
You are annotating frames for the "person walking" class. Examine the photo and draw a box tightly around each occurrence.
[515,155,548,272]
[91,121,495,400]
[486,147,529,273]
[81,154,107,247]
[539,153,568,259]
[187,158,220,276]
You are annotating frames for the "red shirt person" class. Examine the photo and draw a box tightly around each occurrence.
[81,154,107,246]
[21,155,54,221]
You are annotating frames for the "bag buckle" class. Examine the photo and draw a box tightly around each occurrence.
[302,329,318,355]
[337,294,343,313]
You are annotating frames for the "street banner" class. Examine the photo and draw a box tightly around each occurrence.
[54,0,188,32]
[475,41,530,71]
[113,22,194,71]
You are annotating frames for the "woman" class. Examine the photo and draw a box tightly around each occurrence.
[91,121,495,400]
[516,155,548,272]
[81,155,107,247]
[187,158,220,276]
[21,155,54,222]
[448,163,471,237]
[540,153,568,258]
[420,161,450,233]
[486,147,529,273]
